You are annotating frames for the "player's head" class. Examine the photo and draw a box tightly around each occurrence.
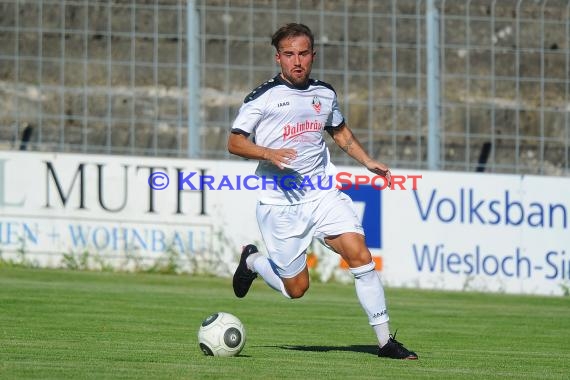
[271,23,316,88]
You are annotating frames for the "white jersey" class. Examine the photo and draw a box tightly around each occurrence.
[231,74,345,205]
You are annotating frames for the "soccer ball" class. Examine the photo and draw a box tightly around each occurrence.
[198,312,246,357]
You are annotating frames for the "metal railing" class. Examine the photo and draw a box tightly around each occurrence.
[0,0,568,176]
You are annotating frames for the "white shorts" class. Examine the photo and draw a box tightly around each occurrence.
[256,189,364,278]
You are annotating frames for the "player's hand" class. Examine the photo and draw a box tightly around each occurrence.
[365,159,391,186]
[264,148,297,169]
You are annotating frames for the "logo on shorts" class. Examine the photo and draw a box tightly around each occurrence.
[312,96,321,113]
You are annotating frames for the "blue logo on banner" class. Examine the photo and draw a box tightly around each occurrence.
[342,185,382,249]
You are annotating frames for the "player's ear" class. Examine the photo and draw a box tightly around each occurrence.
[275,51,280,64]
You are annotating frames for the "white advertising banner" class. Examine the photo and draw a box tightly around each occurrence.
[380,170,570,295]
[0,151,260,274]
[0,151,568,296]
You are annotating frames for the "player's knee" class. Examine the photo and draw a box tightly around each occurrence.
[288,285,308,299]
[344,252,372,268]
[284,282,309,299]
[282,267,310,298]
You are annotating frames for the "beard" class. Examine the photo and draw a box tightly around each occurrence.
[282,69,311,88]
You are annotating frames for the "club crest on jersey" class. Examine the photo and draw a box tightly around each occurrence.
[312,96,321,113]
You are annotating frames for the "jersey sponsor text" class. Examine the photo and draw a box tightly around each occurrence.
[283,120,323,141]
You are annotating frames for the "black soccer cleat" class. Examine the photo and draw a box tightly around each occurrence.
[378,333,418,360]
[232,244,259,298]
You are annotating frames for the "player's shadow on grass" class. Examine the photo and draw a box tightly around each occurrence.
[274,344,378,355]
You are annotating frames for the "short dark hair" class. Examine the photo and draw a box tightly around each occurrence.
[271,23,314,51]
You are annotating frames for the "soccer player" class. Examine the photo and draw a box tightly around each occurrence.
[227,23,418,360]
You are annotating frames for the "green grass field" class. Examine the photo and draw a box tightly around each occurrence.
[1,267,568,379]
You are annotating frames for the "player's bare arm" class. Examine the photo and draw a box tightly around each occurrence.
[227,132,297,170]
[327,124,391,181]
